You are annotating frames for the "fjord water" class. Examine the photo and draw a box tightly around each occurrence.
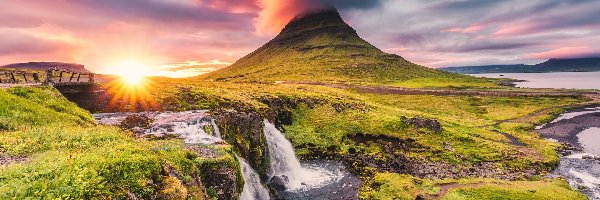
[470,71,600,89]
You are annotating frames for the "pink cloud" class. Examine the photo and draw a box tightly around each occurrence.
[526,46,596,59]
[441,23,485,33]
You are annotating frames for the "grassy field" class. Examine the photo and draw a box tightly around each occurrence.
[0,71,593,199]
[0,87,240,199]
[360,173,586,200]
[149,78,590,199]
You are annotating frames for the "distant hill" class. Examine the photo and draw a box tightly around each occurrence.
[1,62,91,73]
[202,9,451,84]
[440,57,600,74]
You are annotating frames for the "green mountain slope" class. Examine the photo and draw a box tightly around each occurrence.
[203,9,454,85]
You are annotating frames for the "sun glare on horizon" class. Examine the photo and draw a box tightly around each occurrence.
[104,60,157,112]
[113,61,150,86]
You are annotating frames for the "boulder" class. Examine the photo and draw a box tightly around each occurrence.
[268,175,289,191]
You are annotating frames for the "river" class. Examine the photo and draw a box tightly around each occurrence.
[537,107,600,200]
[469,71,600,90]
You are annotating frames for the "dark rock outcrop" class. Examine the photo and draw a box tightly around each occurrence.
[213,110,268,176]
[268,175,289,191]
[401,116,442,133]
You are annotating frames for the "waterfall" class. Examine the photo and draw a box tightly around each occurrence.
[263,120,304,179]
[263,120,338,191]
[211,119,221,138]
[237,155,271,200]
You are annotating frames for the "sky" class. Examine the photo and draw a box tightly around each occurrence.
[1,0,599,77]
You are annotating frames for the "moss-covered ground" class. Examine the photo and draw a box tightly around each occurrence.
[0,87,240,199]
[149,77,593,199]
[1,76,594,199]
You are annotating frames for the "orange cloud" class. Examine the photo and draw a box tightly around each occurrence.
[255,0,327,35]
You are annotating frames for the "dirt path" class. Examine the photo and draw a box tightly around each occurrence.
[283,82,599,97]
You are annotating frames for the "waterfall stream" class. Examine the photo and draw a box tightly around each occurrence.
[211,119,221,138]
[263,120,344,191]
[238,155,271,200]
[94,112,359,199]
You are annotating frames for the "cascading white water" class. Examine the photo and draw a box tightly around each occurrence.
[211,119,221,138]
[263,120,304,178]
[263,120,342,191]
[237,155,271,200]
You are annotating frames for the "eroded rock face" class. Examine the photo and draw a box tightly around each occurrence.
[198,165,240,200]
[400,116,442,133]
[213,110,268,175]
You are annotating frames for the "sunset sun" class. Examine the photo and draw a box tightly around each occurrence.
[114,61,149,86]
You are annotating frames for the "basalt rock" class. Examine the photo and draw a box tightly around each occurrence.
[401,116,442,133]
[268,175,290,191]
[212,109,268,176]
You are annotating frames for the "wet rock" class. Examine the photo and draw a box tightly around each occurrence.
[400,116,442,133]
[415,194,425,200]
[118,114,154,133]
[197,162,240,200]
[268,175,289,191]
[212,110,268,174]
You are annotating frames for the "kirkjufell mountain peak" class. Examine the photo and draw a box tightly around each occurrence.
[203,8,450,84]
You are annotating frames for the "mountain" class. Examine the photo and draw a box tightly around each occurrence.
[1,62,91,73]
[440,57,600,74]
[202,9,448,84]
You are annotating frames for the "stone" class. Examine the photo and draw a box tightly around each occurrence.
[582,155,594,160]
[415,194,425,200]
[268,175,289,191]
[401,116,442,133]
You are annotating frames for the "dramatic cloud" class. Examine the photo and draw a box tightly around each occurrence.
[0,0,599,76]
[255,0,383,35]
[349,0,600,67]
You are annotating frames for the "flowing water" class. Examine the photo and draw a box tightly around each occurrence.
[544,113,600,199]
[264,120,343,190]
[93,110,223,145]
[94,111,359,199]
[263,120,360,199]
[237,155,271,200]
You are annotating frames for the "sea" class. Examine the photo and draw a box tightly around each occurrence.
[469,71,600,90]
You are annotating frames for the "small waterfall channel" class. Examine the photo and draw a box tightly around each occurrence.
[94,111,359,199]
[238,155,271,200]
[263,120,359,199]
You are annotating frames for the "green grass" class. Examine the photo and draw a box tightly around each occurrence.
[0,87,240,199]
[442,179,586,200]
[0,87,93,130]
[360,173,586,200]
[149,79,588,199]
